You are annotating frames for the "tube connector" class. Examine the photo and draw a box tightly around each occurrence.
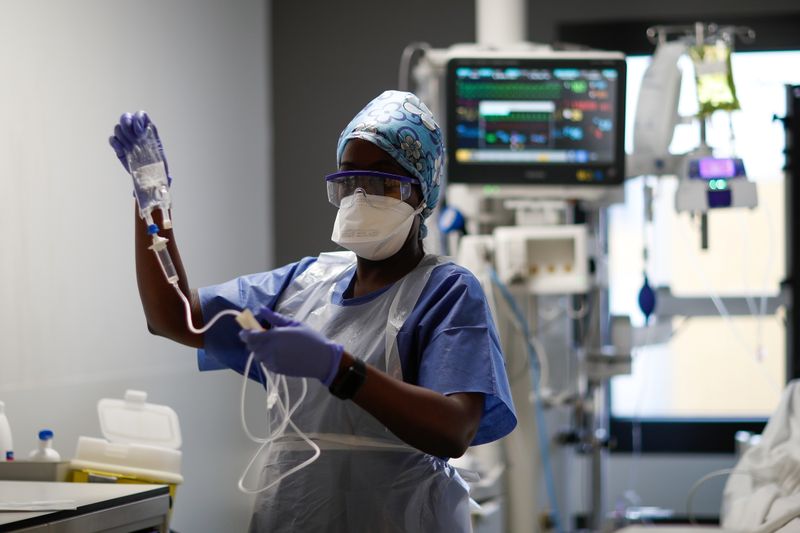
[236,309,264,331]
[148,234,169,252]
[149,234,179,284]
[160,207,173,230]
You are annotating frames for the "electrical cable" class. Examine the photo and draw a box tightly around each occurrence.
[687,465,800,533]
[686,467,738,525]
[492,287,551,392]
[489,268,564,533]
[686,466,800,532]
[480,272,530,384]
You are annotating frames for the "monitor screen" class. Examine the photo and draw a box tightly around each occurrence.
[446,56,626,186]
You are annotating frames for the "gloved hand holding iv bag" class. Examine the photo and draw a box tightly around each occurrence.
[109,111,173,232]
[238,307,345,387]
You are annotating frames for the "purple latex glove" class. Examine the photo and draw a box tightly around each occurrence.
[238,307,345,386]
[108,110,172,185]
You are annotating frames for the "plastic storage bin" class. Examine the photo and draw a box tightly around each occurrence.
[69,390,183,522]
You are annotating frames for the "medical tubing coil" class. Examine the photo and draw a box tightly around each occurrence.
[169,280,320,493]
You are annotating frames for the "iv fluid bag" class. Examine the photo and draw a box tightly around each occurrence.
[127,124,171,224]
[690,40,741,115]
[132,162,169,216]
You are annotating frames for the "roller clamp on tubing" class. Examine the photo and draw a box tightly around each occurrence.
[329,358,367,400]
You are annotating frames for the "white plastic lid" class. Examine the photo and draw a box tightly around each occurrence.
[97,390,181,450]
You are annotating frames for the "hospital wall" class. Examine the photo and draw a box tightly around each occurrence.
[271,0,800,524]
[0,1,271,532]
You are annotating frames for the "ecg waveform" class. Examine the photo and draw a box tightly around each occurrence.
[456,80,563,100]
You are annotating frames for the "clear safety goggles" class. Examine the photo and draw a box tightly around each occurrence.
[325,170,419,208]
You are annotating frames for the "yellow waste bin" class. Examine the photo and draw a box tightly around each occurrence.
[69,390,183,526]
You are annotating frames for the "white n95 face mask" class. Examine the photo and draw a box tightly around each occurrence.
[331,193,424,261]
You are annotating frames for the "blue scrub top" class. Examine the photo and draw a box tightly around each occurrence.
[198,257,517,446]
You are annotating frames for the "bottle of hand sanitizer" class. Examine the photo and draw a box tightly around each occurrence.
[0,402,12,462]
[28,430,61,462]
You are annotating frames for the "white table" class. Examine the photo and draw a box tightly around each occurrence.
[0,481,169,532]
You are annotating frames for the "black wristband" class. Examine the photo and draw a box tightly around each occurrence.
[328,358,367,400]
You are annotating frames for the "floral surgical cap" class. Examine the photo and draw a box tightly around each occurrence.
[336,90,445,238]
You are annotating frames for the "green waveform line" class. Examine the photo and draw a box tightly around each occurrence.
[457,81,562,99]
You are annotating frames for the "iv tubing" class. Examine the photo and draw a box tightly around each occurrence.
[171,283,239,334]
[677,218,779,391]
[237,353,320,494]
[149,244,320,493]
[240,355,306,444]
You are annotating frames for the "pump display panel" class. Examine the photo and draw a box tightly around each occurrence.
[446,56,626,186]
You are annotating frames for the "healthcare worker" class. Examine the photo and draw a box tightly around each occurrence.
[110,90,517,532]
